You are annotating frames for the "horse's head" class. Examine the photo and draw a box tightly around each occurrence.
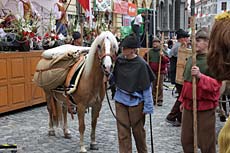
[96,31,118,76]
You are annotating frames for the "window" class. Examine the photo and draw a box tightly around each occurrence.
[221,2,227,11]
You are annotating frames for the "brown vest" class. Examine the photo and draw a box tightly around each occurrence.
[20,0,32,21]
[56,2,67,24]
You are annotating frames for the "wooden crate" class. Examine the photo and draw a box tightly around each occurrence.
[176,46,192,85]
[0,51,46,114]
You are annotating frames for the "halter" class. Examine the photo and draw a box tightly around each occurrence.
[97,37,117,76]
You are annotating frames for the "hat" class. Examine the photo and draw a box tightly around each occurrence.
[196,27,210,40]
[152,37,160,42]
[120,34,139,48]
[176,29,190,39]
[72,31,81,40]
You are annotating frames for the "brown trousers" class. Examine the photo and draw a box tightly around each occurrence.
[181,108,216,153]
[152,73,164,103]
[166,84,183,122]
[115,102,147,153]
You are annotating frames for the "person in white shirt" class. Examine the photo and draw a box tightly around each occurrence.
[53,0,68,37]
[132,12,145,47]
[18,0,40,22]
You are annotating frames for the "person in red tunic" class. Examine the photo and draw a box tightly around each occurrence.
[148,37,169,106]
[179,27,222,153]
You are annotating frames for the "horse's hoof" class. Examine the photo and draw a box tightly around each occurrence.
[90,143,98,150]
[48,131,55,136]
[80,146,87,153]
[64,133,72,139]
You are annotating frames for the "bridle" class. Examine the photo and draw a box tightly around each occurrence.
[97,37,117,76]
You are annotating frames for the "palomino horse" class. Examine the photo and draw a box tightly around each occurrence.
[47,31,118,152]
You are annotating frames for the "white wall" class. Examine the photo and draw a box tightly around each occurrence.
[217,0,230,13]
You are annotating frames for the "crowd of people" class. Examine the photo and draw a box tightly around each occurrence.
[1,1,228,152]
[110,25,223,152]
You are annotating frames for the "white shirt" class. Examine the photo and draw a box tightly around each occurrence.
[53,2,62,20]
[18,0,40,19]
[133,14,143,26]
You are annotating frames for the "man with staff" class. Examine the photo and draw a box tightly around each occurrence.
[148,37,169,106]
[179,27,221,153]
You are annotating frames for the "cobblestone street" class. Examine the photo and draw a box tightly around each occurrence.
[0,83,225,153]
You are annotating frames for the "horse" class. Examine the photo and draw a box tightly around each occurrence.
[46,31,118,153]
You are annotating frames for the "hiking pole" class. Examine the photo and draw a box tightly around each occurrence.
[191,0,198,152]
[155,32,164,105]
[145,8,154,153]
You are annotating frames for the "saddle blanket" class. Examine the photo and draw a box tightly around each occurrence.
[42,44,90,59]
[65,55,86,94]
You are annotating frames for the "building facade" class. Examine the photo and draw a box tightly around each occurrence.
[195,0,230,30]
[156,0,189,36]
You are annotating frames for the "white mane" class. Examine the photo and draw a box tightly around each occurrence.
[84,31,118,76]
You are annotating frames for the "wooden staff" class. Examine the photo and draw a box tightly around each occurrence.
[56,0,72,35]
[155,32,164,105]
[145,8,155,153]
[191,0,198,152]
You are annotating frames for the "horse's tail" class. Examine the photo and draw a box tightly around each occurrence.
[218,117,230,153]
[46,91,64,127]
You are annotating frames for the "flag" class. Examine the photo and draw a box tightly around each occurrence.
[78,0,92,28]
[78,0,90,12]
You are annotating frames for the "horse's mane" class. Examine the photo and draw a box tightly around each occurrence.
[84,31,118,76]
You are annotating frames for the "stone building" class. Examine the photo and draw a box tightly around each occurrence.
[156,0,189,36]
[195,0,230,30]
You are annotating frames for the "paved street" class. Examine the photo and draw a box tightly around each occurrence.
[0,83,225,153]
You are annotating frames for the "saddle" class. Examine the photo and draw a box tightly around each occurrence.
[64,54,86,94]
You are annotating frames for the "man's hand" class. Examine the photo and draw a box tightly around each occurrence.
[180,104,183,112]
[191,66,201,79]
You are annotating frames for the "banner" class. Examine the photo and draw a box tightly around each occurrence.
[78,0,90,11]
[128,3,137,16]
[94,0,112,12]
[122,15,132,26]
[113,0,128,15]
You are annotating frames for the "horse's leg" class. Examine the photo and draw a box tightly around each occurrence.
[78,104,87,153]
[90,103,102,150]
[62,103,71,139]
[46,92,55,136]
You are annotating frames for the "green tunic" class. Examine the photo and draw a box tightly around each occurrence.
[183,53,211,82]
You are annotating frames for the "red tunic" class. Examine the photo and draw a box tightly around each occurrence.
[179,74,222,111]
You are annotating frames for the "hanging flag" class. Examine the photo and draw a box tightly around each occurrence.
[78,0,90,11]
[78,0,92,28]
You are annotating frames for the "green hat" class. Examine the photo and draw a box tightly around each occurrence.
[196,27,210,40]
[152,37,160,42]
